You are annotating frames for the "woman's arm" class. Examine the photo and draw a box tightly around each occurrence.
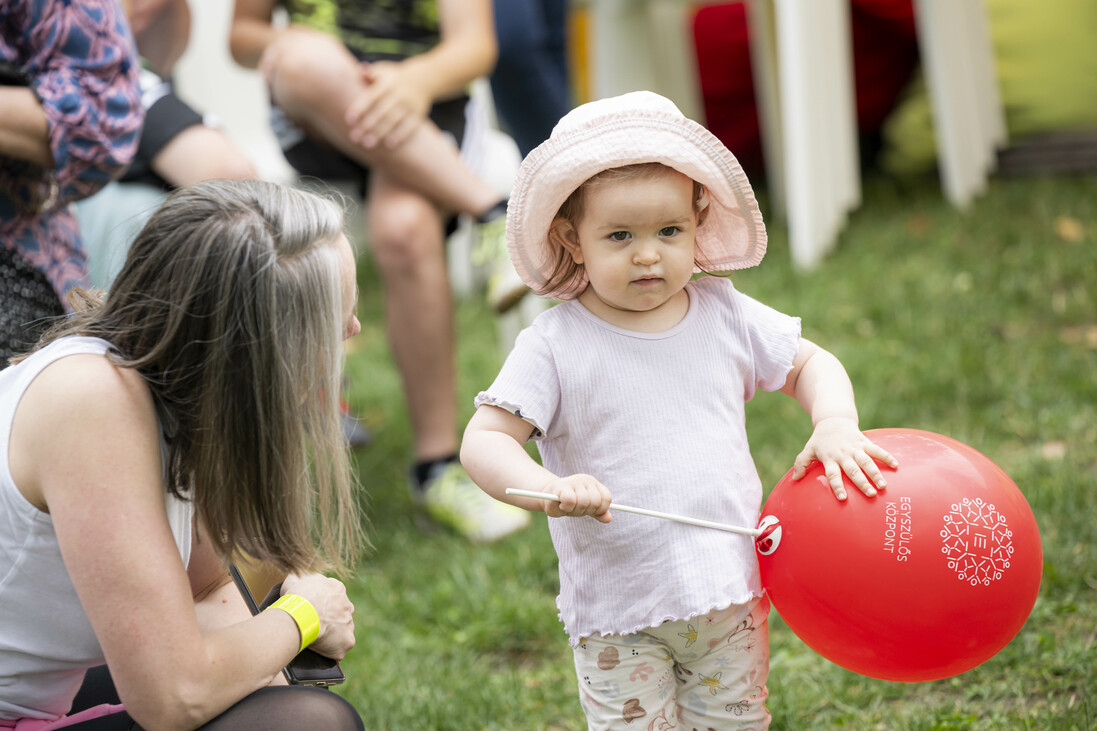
[779,338,897,500]
[461,405,612,522]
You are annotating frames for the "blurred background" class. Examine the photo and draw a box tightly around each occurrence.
[174,0,1097,265]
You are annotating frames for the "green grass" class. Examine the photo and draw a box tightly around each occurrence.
[335,172,1097,729]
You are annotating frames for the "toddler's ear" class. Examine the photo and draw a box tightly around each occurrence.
[550,219,583,264]
[696,186,711,226]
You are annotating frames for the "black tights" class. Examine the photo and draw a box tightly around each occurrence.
[65,666,364,731]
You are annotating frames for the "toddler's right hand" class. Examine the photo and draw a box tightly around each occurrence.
[280,572,356,660]
[542,475,613,524]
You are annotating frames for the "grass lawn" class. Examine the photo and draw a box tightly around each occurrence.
[334,171,1096,730]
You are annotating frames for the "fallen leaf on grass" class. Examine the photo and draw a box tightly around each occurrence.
[1059,325,1097,348]
[905,214,931,236]
[1054,216,1085,243]
[1041,441,1067,459]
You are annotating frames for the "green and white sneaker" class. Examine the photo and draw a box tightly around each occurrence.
[413,460,531,543]
[472,213,531,314]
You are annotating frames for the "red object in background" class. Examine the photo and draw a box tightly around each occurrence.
[756,428,1043,682]
[692,1,919,176]
[692,3,764,174]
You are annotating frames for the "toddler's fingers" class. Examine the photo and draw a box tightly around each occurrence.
[842,456,878,497]
[823,462,847,501]
[554,486,579,514]
[571,484,598,515]
[578,480,612,522]
[856,451,890,489]
[867,442,899,470]
[581,481,613,517]
[791,447,814,480]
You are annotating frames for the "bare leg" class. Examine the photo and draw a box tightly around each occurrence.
[367,171,457,461]
[269,31,502,218]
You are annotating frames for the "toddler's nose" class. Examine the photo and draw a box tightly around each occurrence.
[633,240,660,265]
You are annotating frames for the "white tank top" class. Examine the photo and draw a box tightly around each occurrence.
[0,336,193,721]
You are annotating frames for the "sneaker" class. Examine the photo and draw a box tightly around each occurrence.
[472,213,531,314]
[412,460,531,543]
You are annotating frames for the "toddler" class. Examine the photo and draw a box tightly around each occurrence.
[461,91,895,729]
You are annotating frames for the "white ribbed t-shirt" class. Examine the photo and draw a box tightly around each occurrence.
[0,336,193,721]
[476,277,800,644]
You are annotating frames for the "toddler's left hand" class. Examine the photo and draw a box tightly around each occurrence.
[792,417,898,500]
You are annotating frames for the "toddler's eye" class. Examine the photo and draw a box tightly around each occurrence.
[609,231,630,242]
[659,226,680,237]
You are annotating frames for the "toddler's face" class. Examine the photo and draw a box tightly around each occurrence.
[567,167,699,328]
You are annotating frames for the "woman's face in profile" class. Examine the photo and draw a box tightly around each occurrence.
[334,234,360,341]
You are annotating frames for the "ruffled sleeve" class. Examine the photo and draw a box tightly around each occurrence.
[474,323,562,440]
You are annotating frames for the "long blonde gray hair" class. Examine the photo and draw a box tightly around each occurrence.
[31,180,363,575]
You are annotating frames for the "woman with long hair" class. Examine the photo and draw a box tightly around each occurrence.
[0,180,366,730]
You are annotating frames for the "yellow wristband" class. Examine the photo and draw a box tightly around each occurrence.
[267,594,320,654]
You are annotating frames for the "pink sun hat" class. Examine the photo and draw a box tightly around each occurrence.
[506,90,768,301]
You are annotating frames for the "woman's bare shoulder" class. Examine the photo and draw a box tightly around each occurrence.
[25,353,154,416]
[11,353,160,510]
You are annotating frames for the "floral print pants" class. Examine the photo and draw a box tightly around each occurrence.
[572,596,770,730]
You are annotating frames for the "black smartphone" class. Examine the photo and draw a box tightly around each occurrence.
[228,564,346,687]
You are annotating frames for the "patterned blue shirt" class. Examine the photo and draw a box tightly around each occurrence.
[0,0,143,308]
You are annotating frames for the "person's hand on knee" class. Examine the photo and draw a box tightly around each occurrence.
[345,60,432,149]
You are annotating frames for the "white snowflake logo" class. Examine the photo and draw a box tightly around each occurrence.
[940,498,1014,586]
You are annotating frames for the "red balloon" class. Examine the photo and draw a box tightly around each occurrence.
[756,428,1042,682]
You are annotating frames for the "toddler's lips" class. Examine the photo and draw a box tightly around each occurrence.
[632,275,663,286]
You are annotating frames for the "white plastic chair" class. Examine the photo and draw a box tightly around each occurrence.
[751,0,1006,220]
[585,0,860,270]
[747,0,861,269]
[912,0,1007,208]
[586,0,709,124]
[583,0,1006,270]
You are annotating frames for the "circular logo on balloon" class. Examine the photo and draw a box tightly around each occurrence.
[940,497,1014,586]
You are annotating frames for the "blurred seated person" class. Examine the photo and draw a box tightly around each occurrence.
[1,0,143,363]
[227,0,532,543]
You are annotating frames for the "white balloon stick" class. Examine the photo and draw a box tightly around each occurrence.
[505,488,763,537]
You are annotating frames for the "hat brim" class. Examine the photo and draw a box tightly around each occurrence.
[507,102,767,300]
